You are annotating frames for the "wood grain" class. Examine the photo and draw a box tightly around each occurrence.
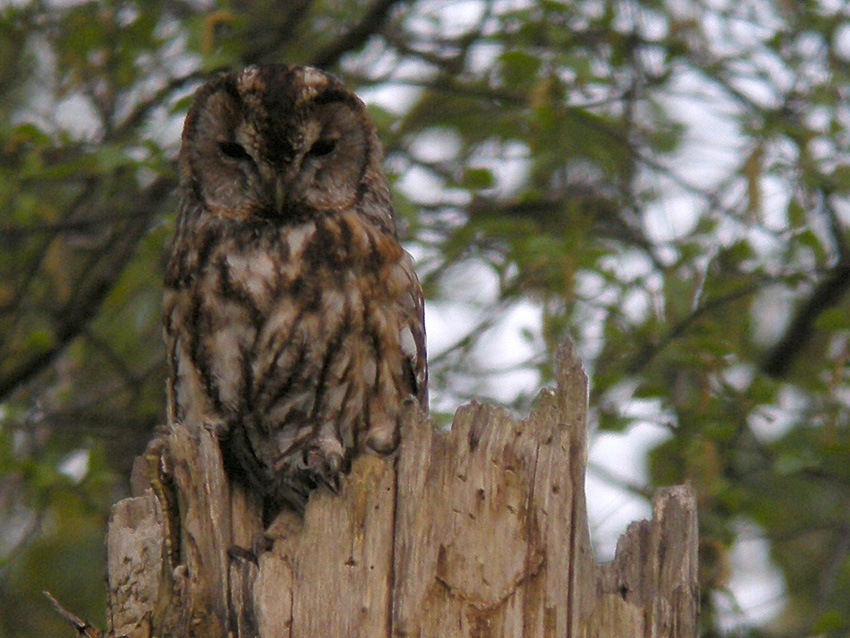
[106,343,699,637]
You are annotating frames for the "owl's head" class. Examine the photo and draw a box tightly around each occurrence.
[179,64,391,225]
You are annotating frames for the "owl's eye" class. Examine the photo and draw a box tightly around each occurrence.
[307,139,336,158]
[219,141,253,162]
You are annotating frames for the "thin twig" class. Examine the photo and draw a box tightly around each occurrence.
[43,591,103,638]
[311,0,408,69]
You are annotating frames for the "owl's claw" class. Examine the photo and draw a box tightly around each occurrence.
[325,472,341,494]
[274,443,345,512]
[304,447,344,492]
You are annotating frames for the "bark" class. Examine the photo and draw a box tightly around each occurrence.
[106,343,699,637]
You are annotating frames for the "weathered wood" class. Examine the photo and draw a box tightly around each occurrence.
[106,495,163,638]
[591,485,699,637]
[106,343,699,637]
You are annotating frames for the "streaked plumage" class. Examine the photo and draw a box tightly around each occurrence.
[163,64,427,515]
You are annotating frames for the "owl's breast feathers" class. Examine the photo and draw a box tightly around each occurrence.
[163,208,426,506]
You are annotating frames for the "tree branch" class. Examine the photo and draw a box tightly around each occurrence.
[310,0,407,69]
[628,278,774,374]
[762,194,850,377]
[761,261,850,377]
[0,176,175,402]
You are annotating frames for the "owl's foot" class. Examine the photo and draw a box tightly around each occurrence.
[271,436,346,514]
[295,438,345,496]
[305,445,343,488]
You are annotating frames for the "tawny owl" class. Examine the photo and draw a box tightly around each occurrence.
[163,64,427,516]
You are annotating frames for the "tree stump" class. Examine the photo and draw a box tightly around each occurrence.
[106,343,699,637]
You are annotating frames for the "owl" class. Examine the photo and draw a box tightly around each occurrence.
[163,64,427,516]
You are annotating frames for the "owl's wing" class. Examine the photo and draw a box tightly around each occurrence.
[398,251,428,411]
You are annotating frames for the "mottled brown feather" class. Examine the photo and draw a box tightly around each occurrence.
[163,64,427,515]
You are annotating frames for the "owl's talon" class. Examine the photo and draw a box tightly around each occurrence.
[299,446,344,493]
[326,473,341,494]
[324,451,343,477]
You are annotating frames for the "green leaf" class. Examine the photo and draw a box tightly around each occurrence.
[461,167,494,190]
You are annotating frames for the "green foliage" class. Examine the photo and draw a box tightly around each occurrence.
[1,1,850,636]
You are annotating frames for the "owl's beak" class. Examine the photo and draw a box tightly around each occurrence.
[273,175,287,214]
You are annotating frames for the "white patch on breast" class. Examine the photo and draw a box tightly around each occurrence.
[227,251,276,302]
[249,252,276,279]
[286,222,316,257]
[226,252,250,279]
[210,323,249,410]
[322,288,346,318]
[400,325,417,363]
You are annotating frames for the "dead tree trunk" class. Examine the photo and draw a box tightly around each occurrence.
[106,344,699,637]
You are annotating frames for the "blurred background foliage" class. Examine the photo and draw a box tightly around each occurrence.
[1,0,850,635]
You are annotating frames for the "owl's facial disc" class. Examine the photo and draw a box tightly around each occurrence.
[181,64,384,223]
